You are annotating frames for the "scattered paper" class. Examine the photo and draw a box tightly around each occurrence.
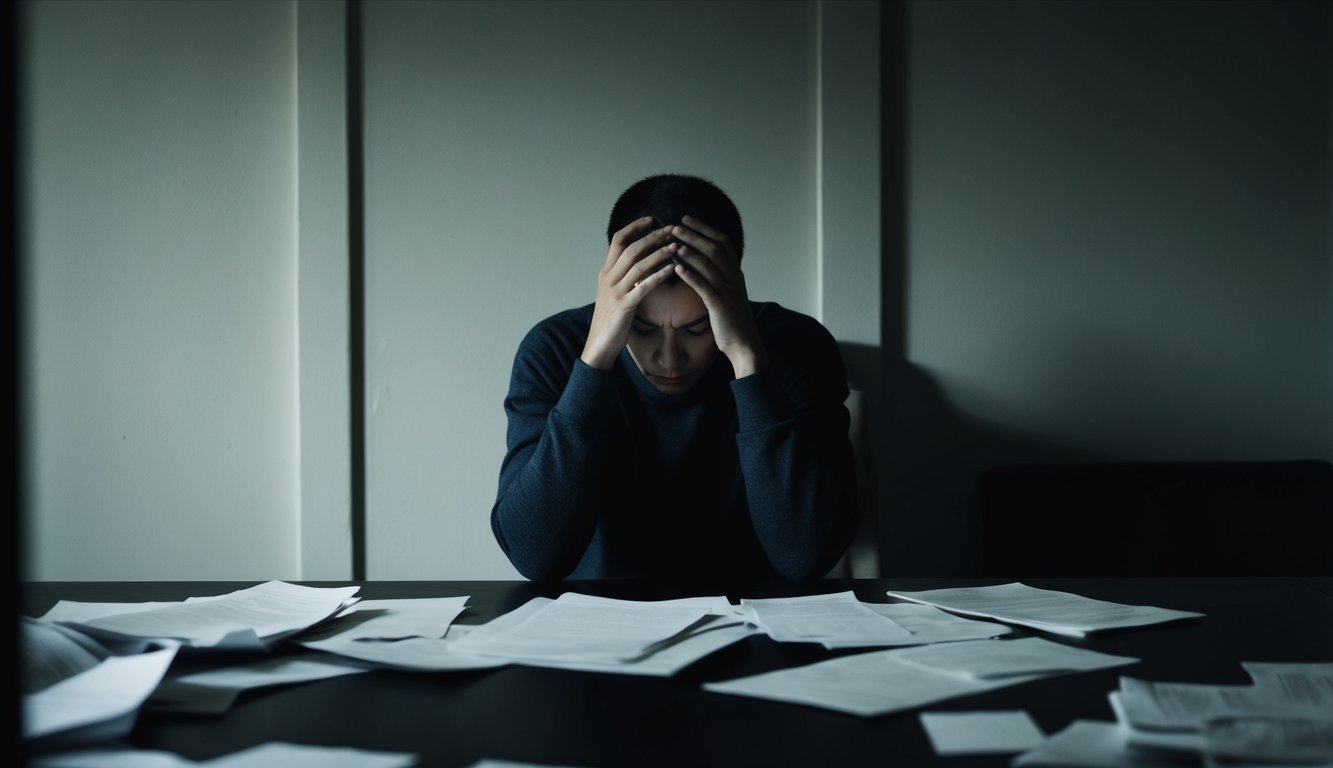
[24,645,178,745]
[704,647,1043,717]
[1203,717,1333,764]
[1013,720,1195,767]
[46,582,361,651]
[30,743,418,768]
[893,637,1137,680]
[887,582,1203,637]
[447,593,718,664]
[704,637,1135,717]
[740,592,913,645]
[849,602,1012,648]
[313,597,469,641]
[149,654,374,714]
[918,710,1045,755]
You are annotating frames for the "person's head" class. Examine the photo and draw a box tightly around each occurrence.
[606,174,744,261]
[607,174,744,394]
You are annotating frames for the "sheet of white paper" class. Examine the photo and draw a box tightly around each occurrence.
[520,619,760,677]
[887,582,1203,637]
[1108,691,1205,752]
[57,582,361,650]
[827,602,1011,649]
[313,597,468,641]
[41,600,216,624]
[703,647,1045,717]
[1117,674,1333,731]
[31,743,419,768]
[919,710,1045,755]
[148,654,373,714]
[202,742,417,767]
[740,592,913,645]
[313,596,754,676]
[1202,716,1333,763]
[298,633,508,672]
[892,637,1137,679]
[1013,720,1195,767]
[1242,661,1333,706]
[22,618,112,693]
[30,748,199,768]
[448,592,713,663]
[24,645,178,742]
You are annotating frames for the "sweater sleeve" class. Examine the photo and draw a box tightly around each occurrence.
[490,323,618,581]
[731,316,860,581]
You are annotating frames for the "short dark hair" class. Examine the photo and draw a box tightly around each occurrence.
[606,174,745,261]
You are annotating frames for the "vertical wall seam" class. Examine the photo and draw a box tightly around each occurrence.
[291,0,302,578]
[346,0,366,581]
[815,0,826,325]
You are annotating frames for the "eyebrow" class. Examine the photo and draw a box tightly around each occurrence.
[632,313,711,330]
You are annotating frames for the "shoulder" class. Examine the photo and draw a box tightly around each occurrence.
[516,304,594,363]
[751,301,848,389]
[752,302,839,352]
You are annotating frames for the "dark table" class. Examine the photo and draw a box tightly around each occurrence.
[22,577,1333,767]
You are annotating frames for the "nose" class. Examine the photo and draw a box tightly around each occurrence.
[656,331,687,372]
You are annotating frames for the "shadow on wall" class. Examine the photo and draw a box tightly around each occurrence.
[875,357,1108,577]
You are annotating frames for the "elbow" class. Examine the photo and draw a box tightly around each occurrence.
[511,551,577,582]
[491,509,578,582]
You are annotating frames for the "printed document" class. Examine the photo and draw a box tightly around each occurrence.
[447,592,720,664]
[887,582,1204,637]
[740,591,913,645]
[44,582,361,651]
[847,602,1011,649]
[24,645,178,745]
[704,637,1135,717]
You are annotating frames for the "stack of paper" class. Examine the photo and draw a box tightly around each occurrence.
[297,595,506,673]
[41,582,362,651]
[740,592,914,646]
[1109,662,1333,765]
[447,593,755,675]
[887,582,1204,637]
[300,593,758,678]
[23,640,178,747]
[703,637,1137,717]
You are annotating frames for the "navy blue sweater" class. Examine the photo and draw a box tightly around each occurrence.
[491,301,859,581]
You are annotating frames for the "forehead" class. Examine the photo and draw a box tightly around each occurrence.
[636,283,707,327]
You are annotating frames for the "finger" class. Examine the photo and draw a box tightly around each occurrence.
[671,260,721,306]
[604,216,656,270]
[671,244,725,289]
[608,226,673,282]
[627,255,678,298]
[680,216,736,255]
[623,242,679,289]
[671,224,737,275]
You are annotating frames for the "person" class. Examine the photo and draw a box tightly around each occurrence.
[491,174,859,581]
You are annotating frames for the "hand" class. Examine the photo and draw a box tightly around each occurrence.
[669,215,769,378]
[580,217,681,371]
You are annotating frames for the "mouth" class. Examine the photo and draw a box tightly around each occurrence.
[651,374,687,387]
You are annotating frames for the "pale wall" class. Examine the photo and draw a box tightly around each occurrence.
[22,0,301,579]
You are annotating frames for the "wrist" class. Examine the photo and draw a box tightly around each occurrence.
[726,344,768,379]
[580,345,619,372]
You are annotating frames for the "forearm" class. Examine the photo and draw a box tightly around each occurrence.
[491,362,619,580]
[733,372,859,581]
